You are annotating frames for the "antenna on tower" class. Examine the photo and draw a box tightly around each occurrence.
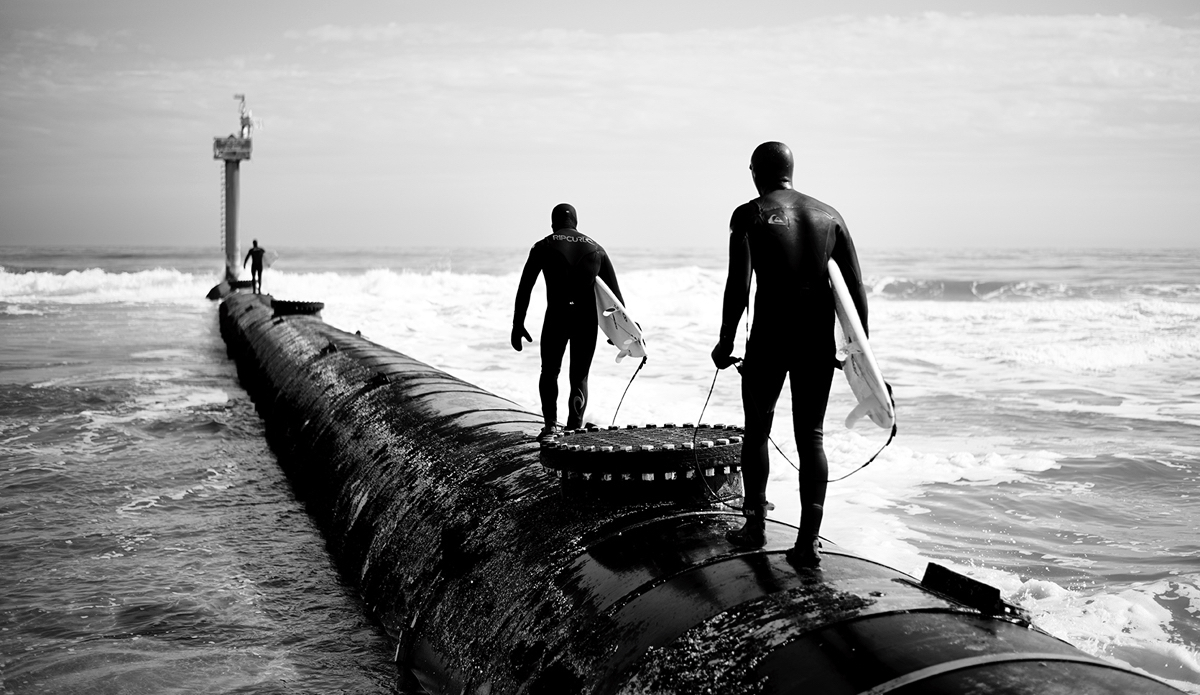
[235,94,255,138]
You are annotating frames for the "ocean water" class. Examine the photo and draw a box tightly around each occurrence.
[1,245,1197,693]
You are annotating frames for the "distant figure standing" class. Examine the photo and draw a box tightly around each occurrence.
[512,203,626,439]
[243,239,267,294]
[711,142,870,569]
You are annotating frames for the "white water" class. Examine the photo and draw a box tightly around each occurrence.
[2,247,1198,691]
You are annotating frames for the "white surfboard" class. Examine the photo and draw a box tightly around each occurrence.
[828,259,893,429]
[594,277,647,363]
[264,249,280,269]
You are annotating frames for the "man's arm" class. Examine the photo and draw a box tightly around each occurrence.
[719,227,752,342]
[511,247,540,351]
[243,250,251,268]
[831,224,869,337]
[712,215,752,369]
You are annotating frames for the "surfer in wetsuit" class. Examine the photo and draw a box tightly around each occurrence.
[512,203,626,439]
[712,142,870,568]
[243,239,266,294]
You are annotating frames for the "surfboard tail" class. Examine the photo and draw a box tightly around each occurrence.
[595,276,647,363]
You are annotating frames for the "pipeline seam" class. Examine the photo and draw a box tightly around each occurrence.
[331,346,473,381]
[540,542,791,678]
[321,333,473,377]
[278,319,529,412]
[857,652,1143,694]
[402,389,523,408]
[582,544,934,645]
[284,374,539,474]
[758,606,1048,656]
[561,547,952,688]
[395,385,527,410]
[438,407,544,422]
[443,418,546,435]
[579,509,739,549]
[596,544,815,618]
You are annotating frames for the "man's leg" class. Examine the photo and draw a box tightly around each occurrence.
[727,352,787,548]
[785,357,835,567]
[539,317,569,432]
[564,316,598,430]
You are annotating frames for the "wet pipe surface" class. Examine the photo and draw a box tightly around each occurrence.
[219,293,1182,695]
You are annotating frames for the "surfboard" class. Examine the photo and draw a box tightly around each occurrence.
[828,259,893,429]
[594,277,647,363]
[264,249,280,269]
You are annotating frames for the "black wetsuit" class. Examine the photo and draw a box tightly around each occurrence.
[244,246,266,293]
[514,230,623,429]
[718,187,868,537]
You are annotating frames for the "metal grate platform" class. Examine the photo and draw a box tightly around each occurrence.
[540,423,743,480]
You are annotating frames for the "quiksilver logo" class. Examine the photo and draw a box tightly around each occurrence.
[767,214,786,225]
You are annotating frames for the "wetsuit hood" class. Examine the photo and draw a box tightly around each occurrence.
[551,203,578,231]
[750,141,793,192]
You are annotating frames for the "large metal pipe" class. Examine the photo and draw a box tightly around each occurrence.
[218,292,1182,694]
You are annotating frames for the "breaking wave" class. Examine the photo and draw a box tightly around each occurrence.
[869,276,1200,302]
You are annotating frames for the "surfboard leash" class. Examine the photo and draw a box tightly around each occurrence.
[693,366,746,513]
[826,382,897,483]
[710,365,898,485]
[610,355,648,427]
[691,361,786,513]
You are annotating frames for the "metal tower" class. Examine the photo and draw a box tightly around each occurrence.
[213,95,254,283]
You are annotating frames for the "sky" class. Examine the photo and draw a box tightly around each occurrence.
[1,0,1198,250]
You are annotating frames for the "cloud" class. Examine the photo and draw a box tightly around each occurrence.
[3,11,1198,247]
[283,22,427,43]
[6,12,1196,160]
[11,27,130,52]
[271,13,1200,147]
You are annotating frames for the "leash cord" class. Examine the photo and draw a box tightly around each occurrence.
[693,367,745,513]
[703,365,898,485]
[610,355,648,427]
[826,382,897,482]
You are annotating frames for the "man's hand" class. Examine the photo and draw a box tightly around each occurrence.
[511,325,533,352]
[711,339,739,370]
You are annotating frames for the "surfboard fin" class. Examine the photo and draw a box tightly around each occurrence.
[847,398,894,429]
[845,401,873,429]
[602,307,617,317]
[615,349,630,363]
